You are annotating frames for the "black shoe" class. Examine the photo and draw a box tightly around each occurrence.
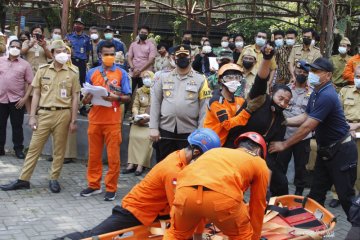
[0,148,5,156]
[295,187,304,196]
[121,168,136,174]
[104,191,116,201]
[15,150,25,159]
[0,179,30,191]
[47,156,53,162]
[134,169,144,176]
[329,199,340,208]
[49,180,61,193]
[80,187,102,197]
[63,158,74,164]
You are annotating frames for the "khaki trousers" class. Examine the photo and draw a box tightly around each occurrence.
[51,131,77,159]
[19,109,71,181]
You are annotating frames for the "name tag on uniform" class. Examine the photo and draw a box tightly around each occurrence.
[80,47,84,54]
[34,49,40,57]
[60,89,67,98]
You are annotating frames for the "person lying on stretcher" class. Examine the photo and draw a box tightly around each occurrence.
[57,128,221,240]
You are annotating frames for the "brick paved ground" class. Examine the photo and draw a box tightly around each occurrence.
[0,153,352,240]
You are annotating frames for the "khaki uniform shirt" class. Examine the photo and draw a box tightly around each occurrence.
[0,35,5,55]
[243,68,256,97]
[288,45,322,67]
[150,68,212,134]
[154,55,172,72]
[330,54,350,89]
[132,86,150,116]
[31,63,81,108]
[339,85,360,122]
[237,44,277,72]
[23,40,49,73]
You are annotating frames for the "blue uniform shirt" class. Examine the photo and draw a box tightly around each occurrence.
[66,32,92,60]
[306,81,349,146]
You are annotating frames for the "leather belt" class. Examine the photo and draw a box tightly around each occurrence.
[348,120,359,123]
[71,58,86,62]
[39,107,70,111]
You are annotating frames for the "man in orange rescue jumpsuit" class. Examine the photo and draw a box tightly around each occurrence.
[58,128,221,240]
[203,44,275,145]
[343,42,360,84]
[164,132,270,240]
[80,41,131,201]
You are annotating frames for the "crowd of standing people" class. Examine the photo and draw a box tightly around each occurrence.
[0,17,359,239]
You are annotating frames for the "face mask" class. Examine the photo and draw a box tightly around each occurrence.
[104,33,113,40]
[139,33,148,41]
[74,26,83,32]
[308,72,321,86]
[55,52,69,65]
[102,55,115,67]
[271,98,286,114]
[242,60,254,70]
[182,39,191,45]
[354,78,360,88]
[338,47,347,55]
[202,46,212,54]
[255,37,266,47]
[275,39,284,48]
[228,42,236,50]
[52,34,62,41]
[286,39,295,46]
[221,41,229,48]
[9,47,20,57]
[295,74,307,84]
[223,80,241,93]
[311,39,315,46]
[143,77,152,87]
[235,41,244,48]
[176,57,190,69]
[90,33,99,40]
[303,38,312,46]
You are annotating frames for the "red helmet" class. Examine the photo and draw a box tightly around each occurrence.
[234,132,267,159]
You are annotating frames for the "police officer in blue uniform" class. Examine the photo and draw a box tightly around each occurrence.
[269,58,358,220]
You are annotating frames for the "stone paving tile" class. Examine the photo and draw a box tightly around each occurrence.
[0,154,352,240]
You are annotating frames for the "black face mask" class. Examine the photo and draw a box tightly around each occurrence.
[270,98,286,114]
[296,74,307,84]
[243,60,254,70]
[176,57,190,68]
[182,40,191,45]
[303,38,312,46]
[139,34,148,41]
[228,42,236,50]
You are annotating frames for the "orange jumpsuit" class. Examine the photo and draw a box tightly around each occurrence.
[343,54,360,84]
[164,148,270,240]
[121,150,187,225]
[86,65,131,192]
[203,90,251,145]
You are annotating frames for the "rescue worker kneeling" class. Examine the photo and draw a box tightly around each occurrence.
[58,128,220,240]
[164,132,270,240]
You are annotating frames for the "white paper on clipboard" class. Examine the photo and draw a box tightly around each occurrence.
[208,57,219,71]
[81,82,112,107]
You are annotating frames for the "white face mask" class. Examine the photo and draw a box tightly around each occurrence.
[285,39,295,46]
[235,41,244,48]
[202,45,212,53]
[142,77,152,87]
[275,39,284,48]
[9,47,21,57]
[221,41,229,48]
[308,72,321,86]
[255,37,266,47]
[338,47,347,54]
[354,78,360,88]
[55,52,69,65]
[310,39,315,46]
[52,34,62,41]
[223,80,241,93]
[90,33,99,40]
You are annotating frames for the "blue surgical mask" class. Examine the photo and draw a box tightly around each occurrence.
[274,39,284,48]
[354,78,360,88]
[255,37,266,47]
[104,33,113,40]
[308,72,321,86]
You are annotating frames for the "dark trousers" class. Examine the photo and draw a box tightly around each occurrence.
[276,139,311,193]
[59,205,142,240]
[266,152,289,196]
[71,58,87,87]
[156,128,190,162]
[0,102,25,151]
[308,140,357,219]
[131,77,143,95]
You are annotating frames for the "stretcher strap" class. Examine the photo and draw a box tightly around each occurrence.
[149,220,167,236]
[261,222,323,240]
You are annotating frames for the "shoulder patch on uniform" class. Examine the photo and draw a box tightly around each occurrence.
[293,44,302,48]
[39,64,50,69]
[69,65,79,73]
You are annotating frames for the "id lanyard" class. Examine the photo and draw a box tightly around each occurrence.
[100,69,121,112]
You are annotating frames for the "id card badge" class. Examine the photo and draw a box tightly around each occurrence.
[80,47,84,54]
[60,89,67,98]
[34,49,40,57]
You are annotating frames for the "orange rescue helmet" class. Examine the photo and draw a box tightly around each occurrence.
[218,63,243,79]
[234,132,267,159]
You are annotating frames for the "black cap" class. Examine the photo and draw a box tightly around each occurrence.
[306,57,334,73]
[104,25,114,32]
[74,18,85,25]
[296,60,310,73]
[174,44,191,56]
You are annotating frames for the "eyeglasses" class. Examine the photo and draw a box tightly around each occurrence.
[222,75,242,82]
